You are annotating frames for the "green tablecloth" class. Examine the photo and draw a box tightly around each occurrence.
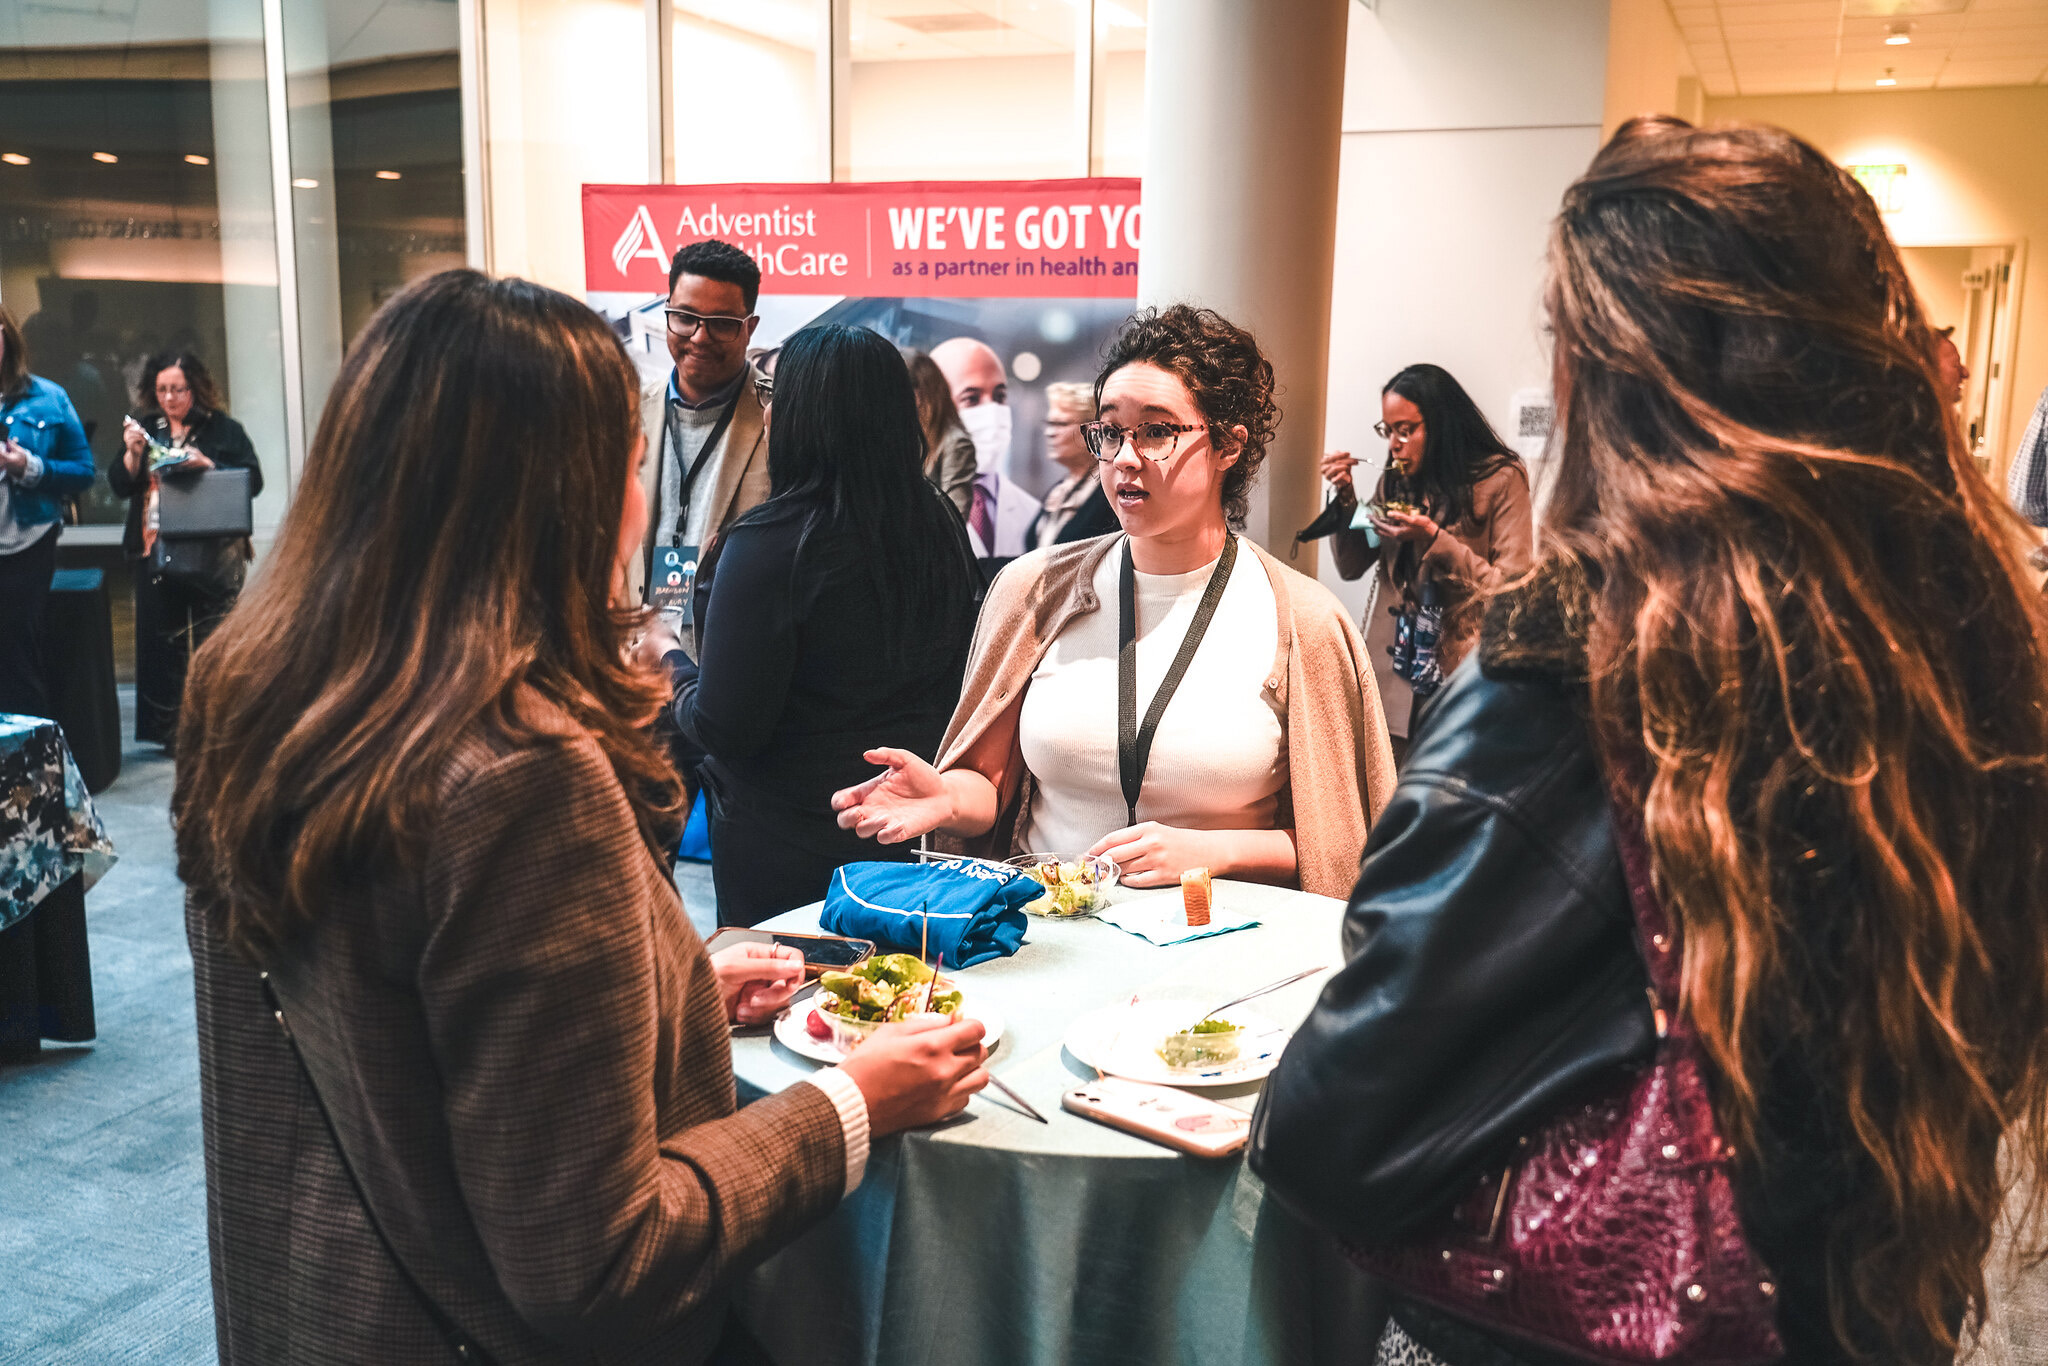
[729,879,1385,1366]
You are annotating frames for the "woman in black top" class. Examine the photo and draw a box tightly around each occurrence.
[1253,120,2048,1365]
[655,324,979,927]
[109,351,263,747]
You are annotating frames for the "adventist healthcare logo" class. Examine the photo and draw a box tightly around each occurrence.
[611,205,666,277]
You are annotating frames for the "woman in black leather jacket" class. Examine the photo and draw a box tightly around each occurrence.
[1253,119,2048,1366]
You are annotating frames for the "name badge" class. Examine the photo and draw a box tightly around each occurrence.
[649,543,700,624]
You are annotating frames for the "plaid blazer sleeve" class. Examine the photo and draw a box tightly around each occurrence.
[417,738,844,1349]
[2007,385,2048,527]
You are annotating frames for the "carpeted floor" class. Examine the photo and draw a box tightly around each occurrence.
[0,691,718,1364]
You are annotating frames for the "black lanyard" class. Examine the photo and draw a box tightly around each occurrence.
[1118,533,1238,826]
[663,385,743,544]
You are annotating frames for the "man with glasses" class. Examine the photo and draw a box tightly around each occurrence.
[638,239,771,643]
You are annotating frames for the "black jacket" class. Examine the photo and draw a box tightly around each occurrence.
[106,408,264,558]
[1253,573,1885,1366]
[1250,631,1654,1246]
[666,493,976,882]
[1046,483,1120,547]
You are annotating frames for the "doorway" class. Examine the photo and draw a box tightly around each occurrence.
[1899,242,2024,479]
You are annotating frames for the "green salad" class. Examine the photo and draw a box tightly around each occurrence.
[817,953,963,1024]
[1022,859,1101,917]
[1157,1016,1243,1069]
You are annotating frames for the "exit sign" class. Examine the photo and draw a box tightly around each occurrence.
[1848,163,1908,212]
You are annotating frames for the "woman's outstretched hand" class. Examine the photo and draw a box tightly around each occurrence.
[832,748,953,844]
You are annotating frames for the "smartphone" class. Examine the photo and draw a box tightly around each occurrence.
[704,927,875,977]
[1061,1076,1253,1158]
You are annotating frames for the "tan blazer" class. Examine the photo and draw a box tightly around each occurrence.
[1331,461,1534,736]
[188,702,845,1365]
[929,535,1398,900]
[925,422,977,521]
[630,360,773,608]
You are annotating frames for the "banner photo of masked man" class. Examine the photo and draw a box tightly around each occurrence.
[583,178,1140,562]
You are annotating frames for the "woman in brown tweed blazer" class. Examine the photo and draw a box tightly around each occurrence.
[173,271,988,1365]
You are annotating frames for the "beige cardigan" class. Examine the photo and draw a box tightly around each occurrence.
[1331,461,1535,736]
[931,535,1398,900]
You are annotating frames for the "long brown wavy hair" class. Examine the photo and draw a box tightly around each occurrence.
[1545,119,2048,1360]
[174,270,682,964]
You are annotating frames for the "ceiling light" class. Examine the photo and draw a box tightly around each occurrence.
[375,169,401,180]
[291,177,319,188]
[92,151,118,163]
[1886,23,1911,45]
[1876,68,1898,86]
[1,153,27,166]
[185,153,210,165]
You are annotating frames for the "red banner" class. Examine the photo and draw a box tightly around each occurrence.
[582,178,1141,299]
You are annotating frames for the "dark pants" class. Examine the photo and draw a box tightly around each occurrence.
[134,560,237,745]
[0,876,96,1061]
[708,796,915,929]
[0,528,58,719]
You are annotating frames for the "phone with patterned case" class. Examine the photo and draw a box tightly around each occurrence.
[1061,1076,1252,1157]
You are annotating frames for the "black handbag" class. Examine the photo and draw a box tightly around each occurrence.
[153,467,252,597]
[150,533,247,597]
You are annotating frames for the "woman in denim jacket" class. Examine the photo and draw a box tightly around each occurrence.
[0,305,96,719]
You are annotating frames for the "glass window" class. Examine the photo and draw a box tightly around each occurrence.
[850,0,1080,181]
[0,0,290,536]
[479,0,647,295]
[674,0,826,184]
[278,0,466,425]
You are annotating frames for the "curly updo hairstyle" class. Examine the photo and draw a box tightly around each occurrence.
[1095,304,1280,529]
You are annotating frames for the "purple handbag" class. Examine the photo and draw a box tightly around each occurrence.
[1349,796,1785,1365]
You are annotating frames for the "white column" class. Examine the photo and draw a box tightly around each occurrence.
[211,0,293,532]
[1136,0,1350,561]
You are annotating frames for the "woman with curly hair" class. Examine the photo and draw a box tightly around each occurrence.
[831,305,1397,897]
[1254,118,2048,1365]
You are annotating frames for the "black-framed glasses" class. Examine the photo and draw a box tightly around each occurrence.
[1082,420,1207,463]
[664,308,751,341]
[1373,419,1422,443]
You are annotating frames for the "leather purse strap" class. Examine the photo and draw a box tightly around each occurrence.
[259,972,496,1364]
[1118,534,1238,826]
[1604,791,1684,1039]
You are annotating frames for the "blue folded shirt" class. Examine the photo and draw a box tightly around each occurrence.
[820,860,1034,968]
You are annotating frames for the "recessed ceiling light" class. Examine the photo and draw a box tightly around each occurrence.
[185,153,210,165]
[1,153,28,166]
[1886,23,1912,45]
[92,151,118,163]
[1876,69,1898,86]
[291,177,319,188]
[375,169,401,180]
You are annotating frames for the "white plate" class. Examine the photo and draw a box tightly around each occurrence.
[772,993,1007,1066]
[1063,1000,1289,1087]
